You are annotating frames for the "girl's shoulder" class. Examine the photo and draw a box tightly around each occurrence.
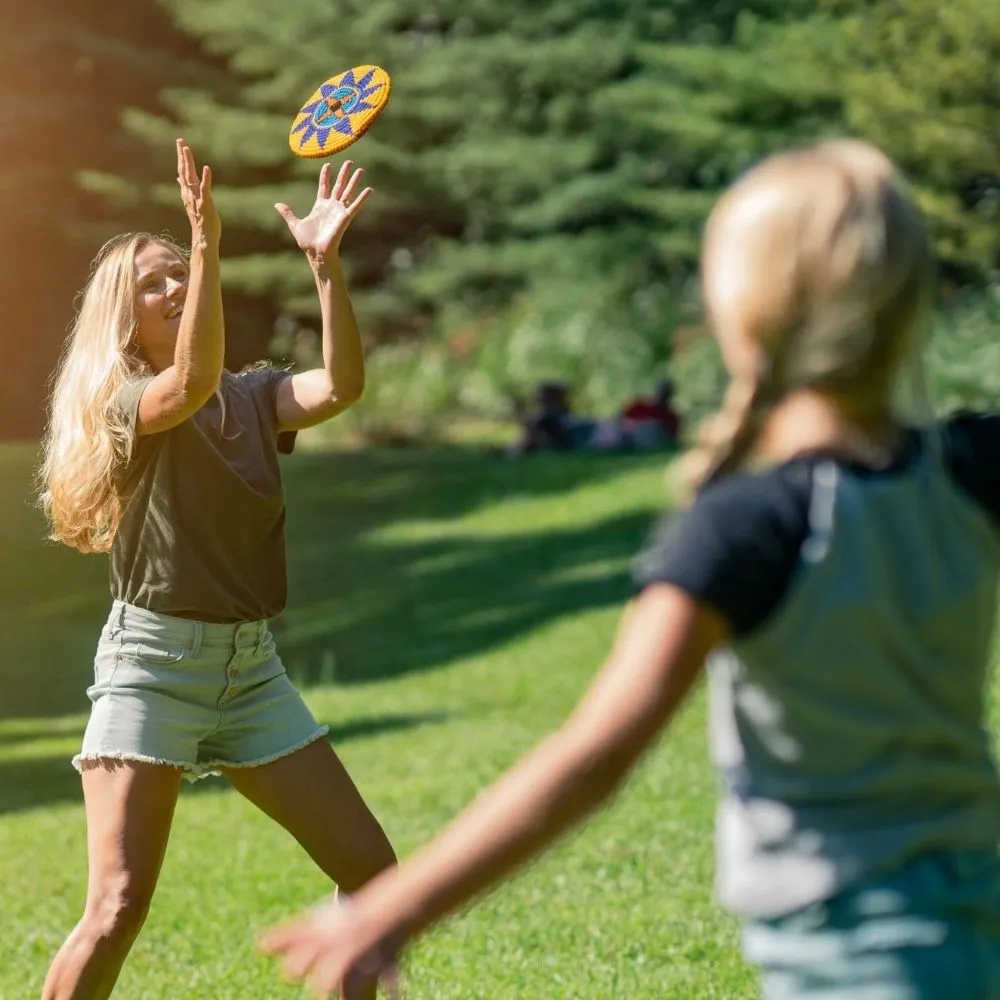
[633,462,815,637]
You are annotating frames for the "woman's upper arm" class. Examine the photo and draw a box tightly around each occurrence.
[275,369,360,432]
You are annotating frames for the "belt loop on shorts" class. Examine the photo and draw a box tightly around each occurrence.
[110,601,127,640]
[189,620,204,659]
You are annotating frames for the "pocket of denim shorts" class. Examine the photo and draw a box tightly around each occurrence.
[90,639,122,695]
[117,640,188,666]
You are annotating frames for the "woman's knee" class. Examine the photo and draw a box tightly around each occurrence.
[82,874,156,947]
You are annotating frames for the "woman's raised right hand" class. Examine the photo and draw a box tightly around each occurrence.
[176,138,221,248]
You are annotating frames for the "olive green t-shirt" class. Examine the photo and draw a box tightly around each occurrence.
[110,367,295,624]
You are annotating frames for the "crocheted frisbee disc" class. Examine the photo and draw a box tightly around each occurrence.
[289,65,392,158]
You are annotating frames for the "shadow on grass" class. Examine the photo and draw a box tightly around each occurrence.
[276,450,656,688]
[0,710,449,816]
[2,446,663,718]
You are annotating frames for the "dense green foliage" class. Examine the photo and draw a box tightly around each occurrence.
[835,0,1000,281]
[4,0,999,439]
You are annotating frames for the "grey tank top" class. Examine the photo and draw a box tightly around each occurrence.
[710,442,1000,919]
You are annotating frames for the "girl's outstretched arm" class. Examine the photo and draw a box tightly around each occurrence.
[260,583,726,998]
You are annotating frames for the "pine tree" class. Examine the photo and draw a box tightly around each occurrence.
[832,0,1000,279]
[134,3,841,348]
[389,1,844,411]
[0,0,209,437]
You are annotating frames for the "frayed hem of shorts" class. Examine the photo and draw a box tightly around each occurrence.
[206,726,329,772]
[71,752,221,782]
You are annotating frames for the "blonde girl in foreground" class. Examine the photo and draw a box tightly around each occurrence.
[38,139,395,1000]
[264,139,1000,999]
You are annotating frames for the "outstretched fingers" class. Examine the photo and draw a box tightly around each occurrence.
[340,166,366,206]
[185,146,199,187]
[274,202,300,228]
[331,159,353,201]
[317,162,333,202]
[347,186,373,218]
[177,139,200,190]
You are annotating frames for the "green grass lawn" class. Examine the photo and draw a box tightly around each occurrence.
[0,441,752,999]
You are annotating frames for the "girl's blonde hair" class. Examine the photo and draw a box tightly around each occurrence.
[683,139,932,492]
[39,232,188,553]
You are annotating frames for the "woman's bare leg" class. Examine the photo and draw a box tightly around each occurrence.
[223,739,396,893]
[41,761,181,1000]
[225,741,395,1000]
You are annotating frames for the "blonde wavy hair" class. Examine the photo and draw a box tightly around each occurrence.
[39,232,189,554]
[683,139,932,494]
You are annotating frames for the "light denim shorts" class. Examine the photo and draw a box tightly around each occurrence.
[744,849,1000,999]
[73,601,328,780]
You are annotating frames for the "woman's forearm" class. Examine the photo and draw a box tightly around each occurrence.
[173,238,224,392]
[312,254,365,404]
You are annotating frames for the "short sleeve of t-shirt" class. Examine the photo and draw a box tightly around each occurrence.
[631,465,813,637]
[113,376,156,432]
[237,366,297,454]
